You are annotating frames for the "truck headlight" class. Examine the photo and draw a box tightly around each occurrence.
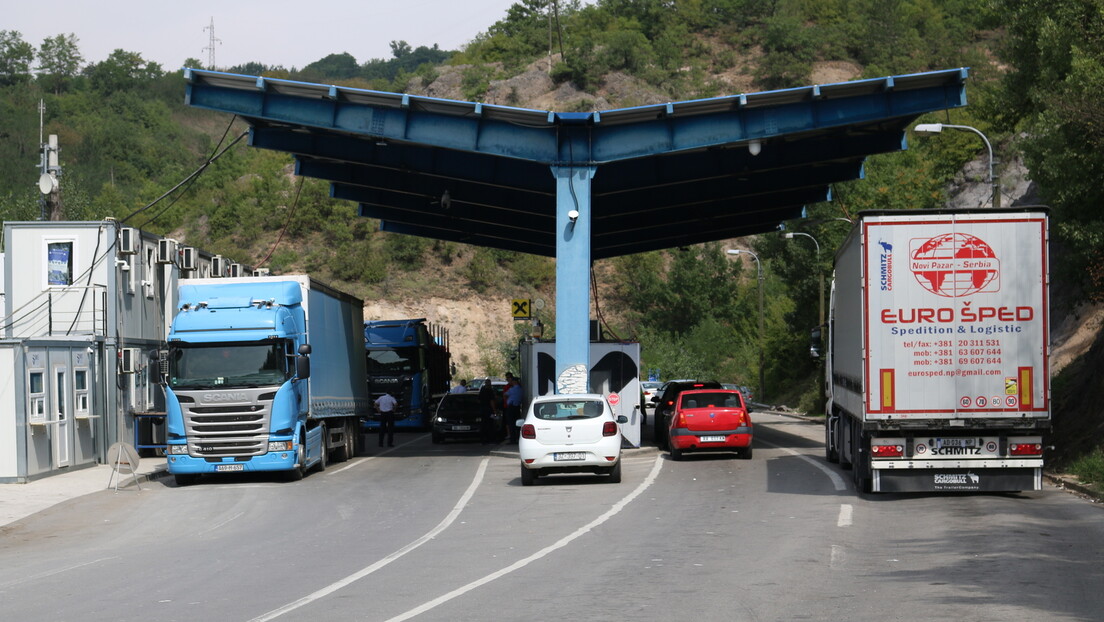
[268,440,293,452]
[167,444,189,455]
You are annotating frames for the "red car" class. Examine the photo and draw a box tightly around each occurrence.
[668,389,753,460]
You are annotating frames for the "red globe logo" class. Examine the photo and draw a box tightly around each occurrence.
[910,233,999,298]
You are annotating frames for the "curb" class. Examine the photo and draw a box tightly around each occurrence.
[1044,473,1103,503]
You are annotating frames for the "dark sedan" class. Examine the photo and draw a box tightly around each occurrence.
[431,392,490,443]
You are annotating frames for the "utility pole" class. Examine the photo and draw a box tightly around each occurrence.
[37,100,62,221]
[203,17,221,70]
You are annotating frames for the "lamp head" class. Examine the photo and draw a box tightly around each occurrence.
[748,140,762,156]
[568,209,579,223]
[914,123,944,134]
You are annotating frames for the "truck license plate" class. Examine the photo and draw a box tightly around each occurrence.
[215,463,244,472]
[554,452,585,461]
[937,438,976,448]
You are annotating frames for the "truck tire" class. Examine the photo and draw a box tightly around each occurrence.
[316,424,328,472]
[825,415,840,463]
[335,419,356,462]
[838,416,853,470]
[285,437,306,482]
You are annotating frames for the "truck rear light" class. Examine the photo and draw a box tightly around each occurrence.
[871,444,904,458]
[521,424,536,439]
[602,421,618,436]
[1010,443,1042,456]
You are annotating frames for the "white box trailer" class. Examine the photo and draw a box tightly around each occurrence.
[824,208,1050,493]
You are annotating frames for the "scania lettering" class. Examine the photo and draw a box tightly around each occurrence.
[823,209,1050,493]
[163,275,369,485]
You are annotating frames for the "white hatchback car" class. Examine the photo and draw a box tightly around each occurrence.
[518,394,627,486]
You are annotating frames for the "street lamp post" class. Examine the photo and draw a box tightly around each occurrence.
[726,248,764,404]
[914,123,1000,208]
[782,232,823,327]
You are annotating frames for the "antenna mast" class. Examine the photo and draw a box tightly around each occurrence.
[203,17,221,70]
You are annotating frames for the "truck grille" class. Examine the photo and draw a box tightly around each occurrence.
[175,389,274,457]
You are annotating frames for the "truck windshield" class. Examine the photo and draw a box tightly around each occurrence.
[169,342,289,389]
[367,347,418,374]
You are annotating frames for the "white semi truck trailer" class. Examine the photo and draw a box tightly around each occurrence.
[824,208,1050,493]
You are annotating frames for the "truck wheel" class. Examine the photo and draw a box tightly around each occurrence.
[521,465,537,486]
[336,419,356,462]
[285,439,306,482]
[316,424,328,472]
[174,474,198,486]
[825,416,839,463]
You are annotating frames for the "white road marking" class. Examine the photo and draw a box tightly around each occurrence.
[830,544,845,568]
[247,456,490,622]
[0,557,118,589]
[386,455,665,622]
[195,511,244,536]
[330,435,426,475]
[837,503,853,527]
[756,438,847,491]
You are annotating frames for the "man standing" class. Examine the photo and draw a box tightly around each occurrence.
[374,391,398,448]
[505,375,524,443]
[477,379,499,444]
[450,379,468,394]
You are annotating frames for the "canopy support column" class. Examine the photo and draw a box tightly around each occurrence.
[551,165,596,394]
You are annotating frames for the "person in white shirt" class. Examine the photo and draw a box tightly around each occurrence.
[450,379,468,394]
[374,391,398,447]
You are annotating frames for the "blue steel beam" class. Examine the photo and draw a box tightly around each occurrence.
[186,68,966,165]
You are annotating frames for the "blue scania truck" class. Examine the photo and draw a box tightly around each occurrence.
[163,275,369,485]
[363,318,451,431]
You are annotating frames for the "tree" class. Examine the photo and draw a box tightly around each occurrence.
[84,49,164,93]
[0,30,34,86]
[37,33,83,94]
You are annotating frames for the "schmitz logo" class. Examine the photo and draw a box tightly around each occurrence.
[878,240,894,291]
[910,233,999,297]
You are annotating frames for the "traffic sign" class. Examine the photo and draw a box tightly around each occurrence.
[512,298,531,319]
[608,392,620,406]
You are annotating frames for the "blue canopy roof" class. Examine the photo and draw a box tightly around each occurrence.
[184,67,967,259]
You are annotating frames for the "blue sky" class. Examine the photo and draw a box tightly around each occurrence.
[6,0,527,70]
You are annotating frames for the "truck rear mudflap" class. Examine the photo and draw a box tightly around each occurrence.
[871,466,1042,493]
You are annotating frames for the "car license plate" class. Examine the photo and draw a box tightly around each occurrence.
[215,463,244,472]
[937,438,976,448]
[451,425,471,431]
[700,435,726,442]
[554,452,586,461]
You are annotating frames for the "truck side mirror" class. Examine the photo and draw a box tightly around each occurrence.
[296,347,311,380]
[298,343,312,355]
[810,326,823,359]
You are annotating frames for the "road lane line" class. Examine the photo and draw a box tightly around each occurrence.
[838,503,853,527]
[247,456,490,622]
[386,454,666,622]
[0,557,118,589]
[830,544,845,568]
[756,438,847,491]
[330,435,426,475]
[196,511,244,536]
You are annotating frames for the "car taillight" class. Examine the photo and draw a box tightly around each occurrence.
[871,444,904,458]
[1010,443,1042,456]
[602,421,618,437]
[521,424,536,439]
[674,412,686,427]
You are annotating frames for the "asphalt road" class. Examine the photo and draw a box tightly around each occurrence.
[1,413,1101,621]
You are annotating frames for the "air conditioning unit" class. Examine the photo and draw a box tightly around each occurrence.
[119,227,138,255]
[210,255,225,277]
[120,348,141,374]
[229,263,243,278]
[252,268,270,277]
[157,238,177,264]
[180,247,197,271]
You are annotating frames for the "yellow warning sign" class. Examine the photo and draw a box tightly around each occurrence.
[512,298,531,319]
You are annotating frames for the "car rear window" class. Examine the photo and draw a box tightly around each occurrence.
[534,400,604,420]
[679,392,743,409]
[438,394,481,412]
